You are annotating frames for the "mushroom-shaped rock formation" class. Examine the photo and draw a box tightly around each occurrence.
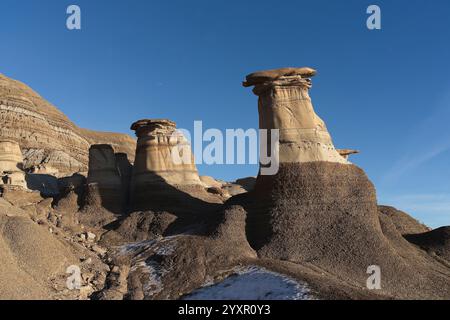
[244,67,348,164]
[129,119,217,212]
[130,119,202,187]
[234,67,450,299]
[0,140,26,188]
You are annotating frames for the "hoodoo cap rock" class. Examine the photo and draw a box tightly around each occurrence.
[243,67,317,87]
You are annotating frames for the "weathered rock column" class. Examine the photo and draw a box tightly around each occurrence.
[0,140,27,188]
[130,119,202,188]
[87,144,123,188]
[240,67,384,272]
[84,144,124,214]
[243,67,348,164]
[129,119,204,211]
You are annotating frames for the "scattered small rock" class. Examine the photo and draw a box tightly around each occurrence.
[111,266,120,273]
[87,232,96,242]
[92,245,107,256]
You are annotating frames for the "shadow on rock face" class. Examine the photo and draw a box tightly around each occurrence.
[77,146,133,228]
[227,162,450,299]
[99,171,224,245]
[84,145,131,214]
[405,227,450,262]
[57,173,87,207]
[25,174,59,197]
[115,152,132,211]
[96,204,257,300]
[131,172,220,211]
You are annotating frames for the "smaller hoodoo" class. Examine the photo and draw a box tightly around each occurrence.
[0,140,27,188]
[129,119,204,211]
[130,119,202,187]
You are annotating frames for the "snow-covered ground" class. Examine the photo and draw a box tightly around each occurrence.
[118,239,315,300]
[183,266,314,300]
[119,237,178,297]
[119,236,177,256]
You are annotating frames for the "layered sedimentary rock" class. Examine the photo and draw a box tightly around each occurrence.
[237,67,450,299]
[87,145,123,188]
[129,119,220,211]
[0,73,136,176]
[0,140,26,188]
[81,145,128,226]
[243,67,348,164]
[241,67,370,250]
[130,119,201,187]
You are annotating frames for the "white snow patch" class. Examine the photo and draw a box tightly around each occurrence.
[119,236,178,256]
[119,239,157,255]
[183,266,314,300]
[119,237,179,297]
[130,260,163,296]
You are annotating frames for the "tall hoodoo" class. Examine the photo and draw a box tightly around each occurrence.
[0,140,27,188]
[237,68,450,299]
[130,119,202,188]
[243,67,348,164]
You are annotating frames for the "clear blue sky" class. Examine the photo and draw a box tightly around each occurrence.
[1,0,449,228]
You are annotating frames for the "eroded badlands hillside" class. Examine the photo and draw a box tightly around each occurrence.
[0,74,135,176]
[0,69,449,300]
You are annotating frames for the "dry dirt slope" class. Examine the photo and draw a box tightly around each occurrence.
[0,198,77,299]
[0,196,109,300]
[229,163,450,299]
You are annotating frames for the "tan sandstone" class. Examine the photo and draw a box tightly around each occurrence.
[0,140,26,188]
[243,67,348,164]
[130,119,202,188]
[0,73,136,176]
[234,67,450,299]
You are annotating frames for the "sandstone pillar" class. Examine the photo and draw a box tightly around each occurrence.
[87,144,122,188]
[0,140,27,188]
[243,67,348,164]
[130,119,202,189]
[85,144,124,213]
